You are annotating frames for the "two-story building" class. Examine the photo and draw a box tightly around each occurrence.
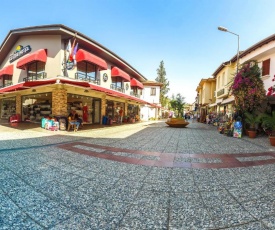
[239,33,275,108]
[195,33,275,119]
[140,80,162,121]
[212,55,237,118]
[0,24,156,126]
[196,78,216,122]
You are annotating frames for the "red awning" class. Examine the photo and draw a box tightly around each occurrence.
[76,49,107,70]
[0,79,57,93]
[130,78,144,89]
[0,65,13,77]
[0,77,91,93]
[111,67,131,82]
[0,83,27,93]
[16,49,47,70]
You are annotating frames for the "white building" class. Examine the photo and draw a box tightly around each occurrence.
[140,81,162,121]
[238,34,275,107]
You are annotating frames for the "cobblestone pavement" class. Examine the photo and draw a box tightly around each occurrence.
[0,121,274,229]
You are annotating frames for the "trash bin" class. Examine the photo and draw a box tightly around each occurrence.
[102,116,108,125]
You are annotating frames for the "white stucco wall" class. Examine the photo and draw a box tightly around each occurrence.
[240,40,275,92]
[2,35,62,84]
[140,85,161,121]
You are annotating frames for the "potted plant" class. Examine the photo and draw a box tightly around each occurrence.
[244,112,261,138]
[261,111,275,145]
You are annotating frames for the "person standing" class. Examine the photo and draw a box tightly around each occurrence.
[119,107,123,124]
[82,103,88,122]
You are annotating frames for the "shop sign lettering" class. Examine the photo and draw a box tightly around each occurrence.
[9,45,31,63]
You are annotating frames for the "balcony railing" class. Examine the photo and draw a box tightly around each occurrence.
[130,91,140,98]
[110,84,125,93]
[217,88,225,97]
[23,72,47,82]
[75,72,100,85]
[0,82,13,88]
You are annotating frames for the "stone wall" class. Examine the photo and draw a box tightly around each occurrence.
[16,94,21,115]
[52,88,67,116]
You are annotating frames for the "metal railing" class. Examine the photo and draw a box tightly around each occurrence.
[23,72,47,82]
[75,72,100,85]
[110,84,125,93]
[217,88,225,97]
[130,91,140,98]
[0,82,13,88]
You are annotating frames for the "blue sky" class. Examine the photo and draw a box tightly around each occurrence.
[1,0,275,103]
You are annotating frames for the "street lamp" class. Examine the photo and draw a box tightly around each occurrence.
[218,26,239,73]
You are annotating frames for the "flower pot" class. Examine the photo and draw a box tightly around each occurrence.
[248,130,257,138]
[269,136,275,146]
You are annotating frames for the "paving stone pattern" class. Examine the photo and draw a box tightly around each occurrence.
[0,121,274,229]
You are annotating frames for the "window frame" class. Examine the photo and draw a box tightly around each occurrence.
[25,61,46,81]
[150,87,156,96]
[262,59,270,76]
[76,61,98,83]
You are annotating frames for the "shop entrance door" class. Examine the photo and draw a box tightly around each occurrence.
[92,99,101,124]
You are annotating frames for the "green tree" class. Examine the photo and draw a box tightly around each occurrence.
[170,93,185,117]
[155,60,170,107]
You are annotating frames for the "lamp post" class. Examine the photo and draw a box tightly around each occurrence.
[218,26,239,73]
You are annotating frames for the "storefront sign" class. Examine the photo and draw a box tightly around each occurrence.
[9,45,31,63]
[65,60,76,70]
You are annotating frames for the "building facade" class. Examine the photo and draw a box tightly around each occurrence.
[196,78,216,122]
[212,55,237,118]
[140,81,162,121]
[0,24,158,125]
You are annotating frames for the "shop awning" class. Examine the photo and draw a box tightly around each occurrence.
[111,67,131,82]
[0,65,13,77]
[0,77,93,94]
[209,103,217,107]
[130,78,144,89]
[16,49,47,70]
[216,98,223,104]
[0,82,27,93]
[76,49,107,70]
[0,78,57,93]
[221,97,235,105]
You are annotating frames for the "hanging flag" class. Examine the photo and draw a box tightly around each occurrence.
[73,43,78,59]
[70,38,76,61]
[66,40,71,54]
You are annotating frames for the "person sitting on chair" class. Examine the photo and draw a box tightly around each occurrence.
[68,110,80,131]
[74,110,83,127]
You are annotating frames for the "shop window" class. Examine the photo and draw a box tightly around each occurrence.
[22,93,52,122]
[111,77,124,92]
[150,87,156,96]
[76,62,99,84]
[1,97,16,119]
[24,62,46,82]
[67,93,100,124]
[105,100,125,123]
[1,75,12,88]
[262,59,270,76]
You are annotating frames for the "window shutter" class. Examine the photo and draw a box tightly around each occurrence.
[262,59,270,76]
